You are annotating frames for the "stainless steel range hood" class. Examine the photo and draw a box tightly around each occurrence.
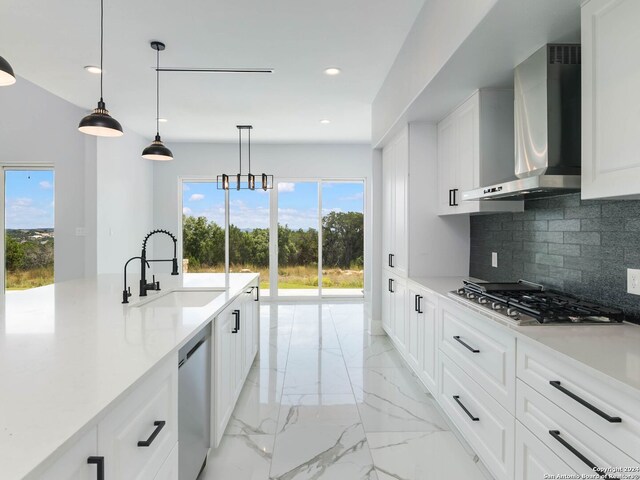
[463,44,582,201]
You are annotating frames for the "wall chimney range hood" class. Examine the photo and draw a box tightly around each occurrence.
[463,44,582,201]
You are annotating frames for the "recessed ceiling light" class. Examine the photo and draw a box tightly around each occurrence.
[324,67,341,76]
[320,119,331,124]
[158,118,168,123]
[84,65,102,74]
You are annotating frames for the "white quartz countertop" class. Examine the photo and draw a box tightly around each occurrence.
[409,276,640,399]
[0,273,258,480]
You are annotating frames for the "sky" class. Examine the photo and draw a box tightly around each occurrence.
[182,181,364,230]
[5,170,54,229]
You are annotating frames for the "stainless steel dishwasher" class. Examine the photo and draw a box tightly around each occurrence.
[178,325,211,480]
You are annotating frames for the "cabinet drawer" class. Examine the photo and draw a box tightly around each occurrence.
[439,299,516,412]
[517,341,640,458]
[515,421,575,480]
[439,352,515,480]
[516,379,640,477]
[98,354,178,480]
[154,443,178,480]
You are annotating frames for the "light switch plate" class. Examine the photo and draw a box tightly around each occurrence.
[491,252,498,268]
[628,268,640,295]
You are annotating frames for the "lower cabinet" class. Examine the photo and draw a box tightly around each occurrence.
[212,282,260,447]
[439,352,515,480]
[35,355,179,480]
[406,285,438,394]
[382,273,406,350]
[515,421,574,480]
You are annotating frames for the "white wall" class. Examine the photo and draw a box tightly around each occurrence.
[96,132,154,274]
[372,0,497,146]
[0,76,95,281]
[152,142,373,299]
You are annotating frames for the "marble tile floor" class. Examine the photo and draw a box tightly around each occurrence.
[201,302,488,480]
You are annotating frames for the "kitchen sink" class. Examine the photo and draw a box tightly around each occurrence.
[133,289,225,308]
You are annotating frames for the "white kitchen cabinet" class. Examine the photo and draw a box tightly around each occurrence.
[381,128,408,277]
[437,89,523,215]
[581,0,640,199]
[213,297,243,447]
[382,273,406,349]
[35,427,98,480]
[406,285,438,395]
[515,421,575,480]
[440,352,515,480]
[212,281,260,447]
[98,354,178,480]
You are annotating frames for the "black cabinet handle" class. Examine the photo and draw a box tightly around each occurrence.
[414,294,418,312]
[548,430,618,479]
[254,286,260,302]
[137,420,166,447]
[453,395,479,421]
[549,381,621,423]
[417,295,423,314]
[232,309,240,333]
[87,456,105,480]
[388,279,394,293]
[389,253,394,268]
[453,335,480,353]
[449,188,459,206]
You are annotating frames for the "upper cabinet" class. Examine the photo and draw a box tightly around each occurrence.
[581,0,640,199]
[437,90,523,215]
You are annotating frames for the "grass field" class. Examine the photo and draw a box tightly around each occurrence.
[6,265,54,290]
[188,263,363,290]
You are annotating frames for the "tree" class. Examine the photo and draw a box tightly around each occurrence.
[5,234,25,271]
[322,211,364,268]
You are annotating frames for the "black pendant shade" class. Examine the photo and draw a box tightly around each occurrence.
[142,134,173,161]
[0,55,16,86]
[78,99,123,137]
[79,0,123,137]
[142,41,173,161]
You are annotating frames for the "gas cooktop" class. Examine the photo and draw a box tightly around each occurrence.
[449,280,625,326]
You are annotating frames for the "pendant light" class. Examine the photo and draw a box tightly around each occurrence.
[217,126,273,191]
[78,0,123,137]
[0,55,16,86]
[142,41,173,161]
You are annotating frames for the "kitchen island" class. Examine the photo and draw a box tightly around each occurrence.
[0,273,259,480]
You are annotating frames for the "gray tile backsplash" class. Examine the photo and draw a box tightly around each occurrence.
[469,193,640,319]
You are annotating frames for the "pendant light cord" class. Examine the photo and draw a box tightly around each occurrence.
[248,128,251,174]
[238,128,242,175]
[156,47,160,135]
[100,0,104,101]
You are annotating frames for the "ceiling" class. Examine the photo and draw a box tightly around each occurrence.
[0,0,426,143]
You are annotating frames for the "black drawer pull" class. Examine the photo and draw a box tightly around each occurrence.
[414,294,419,312]
[548,430,619,479]
[549,381,621,423]
[138,420,166,447]
[87,456,104,480]
[231,309,241,333]
[453,335,480,353]
[254,286,260,302]
[453,395,479,421]
[388,253,395,268]
[449,188,459,207]
[388,278,394,293]
[417,295,423,314]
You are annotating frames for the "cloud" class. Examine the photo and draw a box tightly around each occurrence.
[339,192,364,202]
[11,197,33,207]
[189,193,205,201]
[182,207,192,215]
[278,182,295,193]
[5,197,53,229]
[39,180,52,190]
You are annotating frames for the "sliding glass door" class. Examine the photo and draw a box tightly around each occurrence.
[277,182,319,297]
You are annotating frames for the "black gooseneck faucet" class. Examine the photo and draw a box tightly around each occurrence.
[122,256,150,304]
[139,229,179,297]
